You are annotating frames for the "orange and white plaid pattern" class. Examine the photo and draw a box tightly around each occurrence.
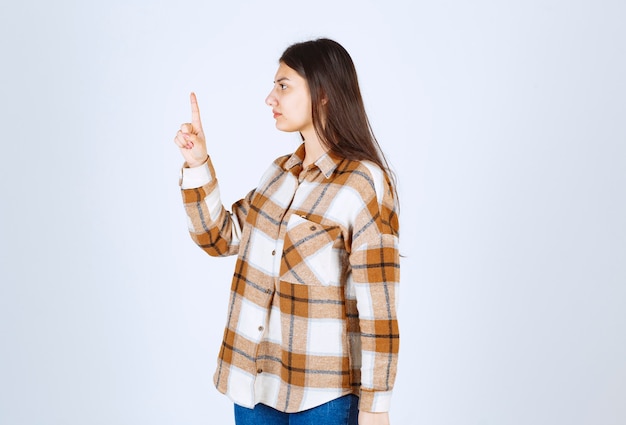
[180,144,400,413]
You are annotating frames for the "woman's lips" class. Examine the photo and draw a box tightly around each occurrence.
[272,110,282,119]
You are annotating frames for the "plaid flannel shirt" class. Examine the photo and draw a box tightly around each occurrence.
[180,144,400,413]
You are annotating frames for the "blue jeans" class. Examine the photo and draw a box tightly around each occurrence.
[234,394,359,425]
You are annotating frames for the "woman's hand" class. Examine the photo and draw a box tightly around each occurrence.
[174,92,208,168]
[359,411,390,425]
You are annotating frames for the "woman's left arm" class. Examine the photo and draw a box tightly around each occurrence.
[349,168,400,415]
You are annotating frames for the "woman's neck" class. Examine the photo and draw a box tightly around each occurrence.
[301,130,327,168]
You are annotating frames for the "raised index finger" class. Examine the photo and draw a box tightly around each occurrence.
[190,92,203,131]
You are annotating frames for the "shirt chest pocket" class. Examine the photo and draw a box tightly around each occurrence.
[280,215,344,287]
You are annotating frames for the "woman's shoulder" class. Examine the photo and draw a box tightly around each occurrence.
[338,158,399,235]
[340,159,391,206]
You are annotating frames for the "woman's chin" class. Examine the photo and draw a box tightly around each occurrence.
[275,123,294,133]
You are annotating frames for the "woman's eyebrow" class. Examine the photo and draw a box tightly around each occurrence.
[274,77,290,83]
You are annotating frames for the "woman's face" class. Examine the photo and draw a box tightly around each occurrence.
[265,62,313,135]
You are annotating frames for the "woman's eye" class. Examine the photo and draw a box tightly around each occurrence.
[280,84,287,90]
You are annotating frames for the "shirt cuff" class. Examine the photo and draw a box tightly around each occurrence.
[359,389,393,413]
[180,161,212,189]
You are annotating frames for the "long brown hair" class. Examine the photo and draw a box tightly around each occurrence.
[280,38,397,193]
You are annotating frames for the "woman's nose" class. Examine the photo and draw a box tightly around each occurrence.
[265,92,276,107]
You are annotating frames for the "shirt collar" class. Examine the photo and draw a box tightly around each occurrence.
[284,143,341,179]
[284,144,306,170]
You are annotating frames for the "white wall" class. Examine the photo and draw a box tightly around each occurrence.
[1,1,624,424]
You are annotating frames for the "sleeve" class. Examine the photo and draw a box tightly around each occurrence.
[179,156,254,257]
[349,170,400,413]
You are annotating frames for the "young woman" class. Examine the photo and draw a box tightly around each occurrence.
[174,38,400,425]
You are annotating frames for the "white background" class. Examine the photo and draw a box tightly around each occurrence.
[1,1,625,424]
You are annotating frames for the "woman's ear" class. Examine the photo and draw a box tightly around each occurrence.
[320,90,328,106]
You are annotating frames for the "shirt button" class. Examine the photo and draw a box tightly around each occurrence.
[310,225,316,231]
[258,325,264,332]
[257,368,263,374]
[271,250,276,255]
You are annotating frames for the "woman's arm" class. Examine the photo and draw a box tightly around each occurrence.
[175,93,250,257]
[180,159,253,257]
[349,165,400,415]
